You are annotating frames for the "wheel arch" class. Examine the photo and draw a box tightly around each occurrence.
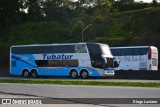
[22,68,30,78]
[22,68,30,75]
[69,69,78,76]
[30,69,38,78]
[30,68,38,74]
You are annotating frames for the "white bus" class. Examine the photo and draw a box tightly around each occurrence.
[10,42,119,78]
[110,46,158,71]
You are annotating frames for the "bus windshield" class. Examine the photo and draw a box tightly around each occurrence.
[100,44,112,56]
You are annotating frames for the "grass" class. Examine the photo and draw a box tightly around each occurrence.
[0,79,160,88]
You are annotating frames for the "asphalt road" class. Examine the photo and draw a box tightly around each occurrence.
[0,83,160,107]
[0,83,160,98]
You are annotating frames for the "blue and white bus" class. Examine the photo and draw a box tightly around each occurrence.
[110,46,158,71]
[10,43,119,78]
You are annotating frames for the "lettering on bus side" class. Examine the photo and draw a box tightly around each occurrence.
[43,54,73,60]
[117,56,145,62]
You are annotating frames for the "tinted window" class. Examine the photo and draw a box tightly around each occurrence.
[87,44,101,55]
[35,60,79,67]
[87,43,104,68]
[111,49,123,56]
[111,48,148,56]
[12,45,75,54]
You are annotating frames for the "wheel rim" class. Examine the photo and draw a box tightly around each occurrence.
[32,72,37,78]
[72,72,77,78]
[24,71,29,78]
[82,71,88,78]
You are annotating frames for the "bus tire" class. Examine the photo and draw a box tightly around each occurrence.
[70,69,78,79]
[22,69,30,78]
[31,69,38,78]
[80,69,88,79]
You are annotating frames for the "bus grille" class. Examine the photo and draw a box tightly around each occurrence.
[152,58,158,66]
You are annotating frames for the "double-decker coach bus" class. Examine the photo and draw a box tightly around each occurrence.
[10,43,119,78]
[110,46,158,71]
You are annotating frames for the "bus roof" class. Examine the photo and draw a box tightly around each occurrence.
[110,46,157,49]
[11,42,108,48]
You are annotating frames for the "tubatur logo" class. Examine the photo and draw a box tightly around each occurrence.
[43,54,73,60]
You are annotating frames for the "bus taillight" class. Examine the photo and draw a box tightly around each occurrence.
[148,47,152,59]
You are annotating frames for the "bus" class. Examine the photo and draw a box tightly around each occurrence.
[110,46,158,71]
[10,42,119,78]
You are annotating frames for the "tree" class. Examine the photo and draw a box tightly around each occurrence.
[0,0,22,26]
[70,21,84,42]
[118,0,134,5]
[114,0,134,11]
[94,0,112,14]
[42,0,71,21]
[25,0,44,21]
[152,0,158,7]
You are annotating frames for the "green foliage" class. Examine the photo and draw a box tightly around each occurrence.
[0,79,160,87]
[70,21,84,42]
[7,22,71,45]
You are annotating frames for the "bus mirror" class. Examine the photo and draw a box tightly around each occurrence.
[113,57,120,68]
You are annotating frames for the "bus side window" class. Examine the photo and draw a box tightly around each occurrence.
[35,60,48,67]
[75,44,87,53]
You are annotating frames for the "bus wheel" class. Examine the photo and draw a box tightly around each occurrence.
[31,69,38,78]
[70,69,78,79]
[80,69,88,79]
[22,69,30,78]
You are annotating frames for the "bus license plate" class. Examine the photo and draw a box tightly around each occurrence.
[105,70,114,75]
